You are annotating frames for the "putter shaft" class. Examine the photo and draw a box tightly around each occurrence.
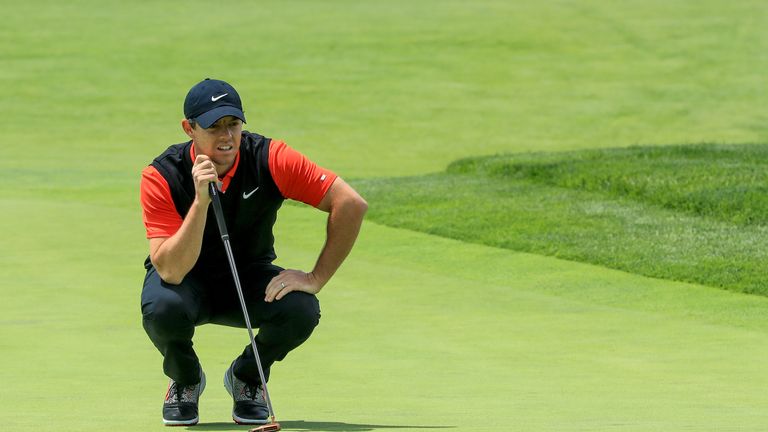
[209,183,278,423]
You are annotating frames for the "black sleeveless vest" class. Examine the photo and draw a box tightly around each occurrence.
[144,131,284,278]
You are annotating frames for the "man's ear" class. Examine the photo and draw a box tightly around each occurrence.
[181,119,195,139]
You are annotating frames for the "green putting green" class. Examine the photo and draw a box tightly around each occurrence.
[2,1,767,431]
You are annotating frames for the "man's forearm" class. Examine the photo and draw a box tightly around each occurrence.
[151,199,210,284]
[311,195,367,287]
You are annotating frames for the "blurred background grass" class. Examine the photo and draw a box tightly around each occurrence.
[2,0,767,184]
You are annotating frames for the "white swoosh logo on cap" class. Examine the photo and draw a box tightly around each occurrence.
[211,93,228,102]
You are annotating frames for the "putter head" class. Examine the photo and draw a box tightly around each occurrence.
[249,423,281,432]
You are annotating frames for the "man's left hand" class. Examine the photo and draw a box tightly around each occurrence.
[265,269,323,302]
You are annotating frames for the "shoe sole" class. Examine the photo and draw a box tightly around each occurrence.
[163,418,199,426]
[163,371,206,427]
[224,367,269,425]
[233,416,269,426]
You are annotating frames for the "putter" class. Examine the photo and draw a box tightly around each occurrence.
[209,182,282,432]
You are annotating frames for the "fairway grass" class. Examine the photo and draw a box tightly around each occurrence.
[3,1,768,179]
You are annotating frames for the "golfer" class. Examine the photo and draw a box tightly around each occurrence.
[139,78,367,426]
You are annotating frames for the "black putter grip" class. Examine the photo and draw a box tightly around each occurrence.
[208,182,229,239]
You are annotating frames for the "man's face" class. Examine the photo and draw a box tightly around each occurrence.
[185,116,243,174]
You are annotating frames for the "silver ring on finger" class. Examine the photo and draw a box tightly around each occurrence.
[280,282,286,288]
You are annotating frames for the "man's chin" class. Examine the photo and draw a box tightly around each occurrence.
[213,157,236,173]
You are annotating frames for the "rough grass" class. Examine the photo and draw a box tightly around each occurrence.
[354,144,768,296]
[451,143,768,225]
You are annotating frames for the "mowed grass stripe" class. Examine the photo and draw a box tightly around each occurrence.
[354,144,768,296]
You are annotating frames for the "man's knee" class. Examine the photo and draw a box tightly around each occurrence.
[282,292,321,339]
[142,290,193,340]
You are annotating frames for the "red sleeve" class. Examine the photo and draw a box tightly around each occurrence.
[268,140,338,207]
[140,166,183,239]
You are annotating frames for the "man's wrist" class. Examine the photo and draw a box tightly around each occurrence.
[192,193,211,208]
[308,271,328,290]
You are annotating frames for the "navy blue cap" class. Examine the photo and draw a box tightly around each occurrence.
[183,78,246,128]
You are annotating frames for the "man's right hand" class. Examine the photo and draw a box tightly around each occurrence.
[192,155,218,205]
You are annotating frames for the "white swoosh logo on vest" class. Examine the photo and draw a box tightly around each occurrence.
[243,187,259,199]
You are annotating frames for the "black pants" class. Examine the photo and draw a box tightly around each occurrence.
[141,264,320,385]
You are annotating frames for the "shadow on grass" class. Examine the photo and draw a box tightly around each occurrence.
[187,420,455,431]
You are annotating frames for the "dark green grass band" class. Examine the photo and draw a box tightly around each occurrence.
[355,144,768,296]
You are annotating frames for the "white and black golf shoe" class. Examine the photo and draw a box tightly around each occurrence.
[223,361,269,425]
[162,369,206,426]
